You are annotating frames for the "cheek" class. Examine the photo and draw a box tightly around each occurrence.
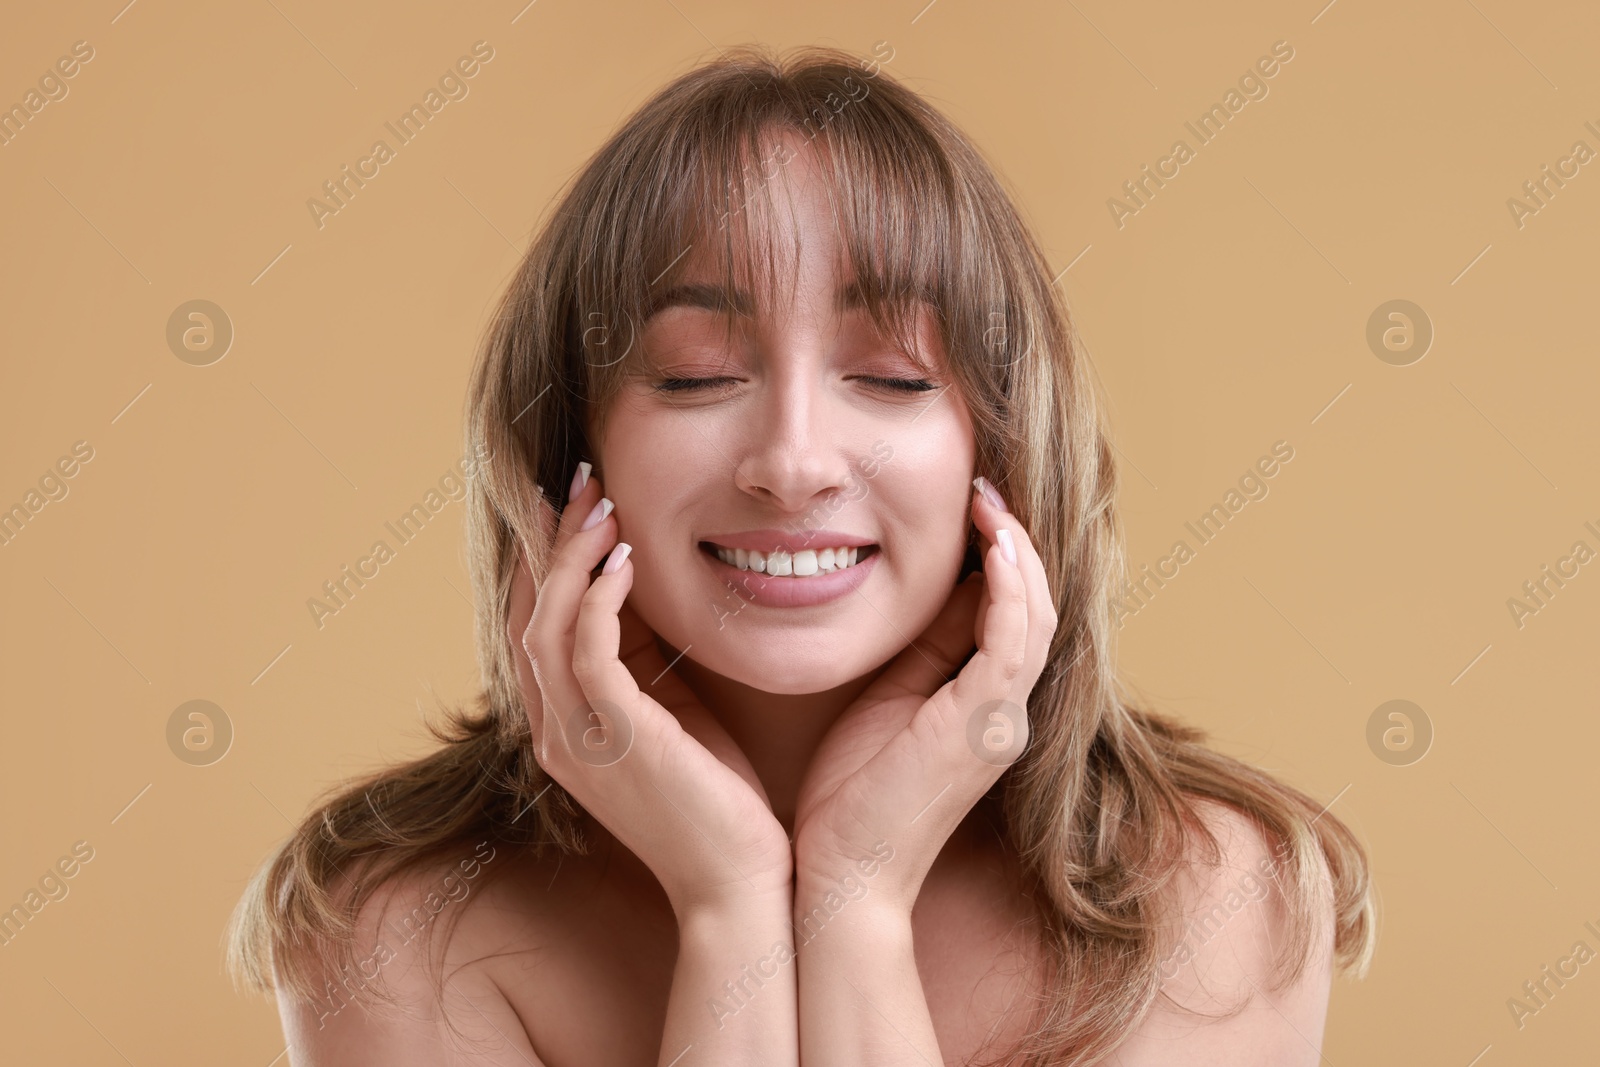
[912,444,976,568]
[876,427,975,533]
[873,471,973,590]
[599,406,704,503]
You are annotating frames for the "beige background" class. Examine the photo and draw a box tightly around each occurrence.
[1,0,1596,1063]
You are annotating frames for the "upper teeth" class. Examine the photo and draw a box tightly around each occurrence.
[711,545,866,577]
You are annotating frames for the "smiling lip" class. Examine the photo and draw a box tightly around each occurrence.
[700,528,876,554]
[698,541,880,608]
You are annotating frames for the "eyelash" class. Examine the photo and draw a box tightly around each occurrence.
[655,375,937,394]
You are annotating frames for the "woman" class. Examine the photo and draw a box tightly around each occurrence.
[228,44,1375,1065]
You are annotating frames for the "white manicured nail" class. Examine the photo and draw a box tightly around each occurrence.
[568,461,592,502]
[581,496,613,531]
[996,528,1017,566]
[602,542,632,575]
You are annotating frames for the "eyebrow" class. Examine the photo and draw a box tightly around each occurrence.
[641,279,893,324]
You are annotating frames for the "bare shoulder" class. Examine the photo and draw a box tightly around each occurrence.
[276,841,549,1067]
[1110,798,1337,1067]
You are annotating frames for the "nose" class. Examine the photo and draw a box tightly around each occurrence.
[732,368,855,514]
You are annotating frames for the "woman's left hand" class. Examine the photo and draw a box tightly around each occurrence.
[790,478,1059,916]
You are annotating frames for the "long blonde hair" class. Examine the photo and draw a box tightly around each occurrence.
[227,43,1374,1065]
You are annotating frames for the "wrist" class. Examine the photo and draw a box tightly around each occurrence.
[673,885,794,934]
[794,870,914,930]
[792,888,914,960]
[794,839,914,922]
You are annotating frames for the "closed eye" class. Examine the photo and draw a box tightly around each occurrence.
[654,376,738,394]
[653,375,937,394]
[857,375,938,393]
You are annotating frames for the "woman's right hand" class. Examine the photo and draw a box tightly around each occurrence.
[507,466,794,919]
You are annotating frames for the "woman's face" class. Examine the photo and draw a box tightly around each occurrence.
[591,133,978,695]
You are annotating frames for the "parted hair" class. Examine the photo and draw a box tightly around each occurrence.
[227,43,1374,1066]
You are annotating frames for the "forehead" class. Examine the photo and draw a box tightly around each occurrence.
[637,277,946,370]
[641,277,877,326]
[649,126,875,302]
[616,126,944,356]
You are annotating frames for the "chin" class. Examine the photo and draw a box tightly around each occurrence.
[693,640,875,695]
[720,655,864,697]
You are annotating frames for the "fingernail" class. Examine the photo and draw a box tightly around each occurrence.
[580,496,614,531]
[996,527,1017,566]
[569,461,592,502]
[602,542,632,575]
[973,476,1008,513]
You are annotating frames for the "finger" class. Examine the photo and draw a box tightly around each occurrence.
[524,473,620,763]
[506,463,600,740]
[548,459,605,560]
[614,598,675,707]
[946,533,1032,742]
[614,600,774,808]
[566,542,644,765]
[970,481,1057,683]
[613,599,696,712]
